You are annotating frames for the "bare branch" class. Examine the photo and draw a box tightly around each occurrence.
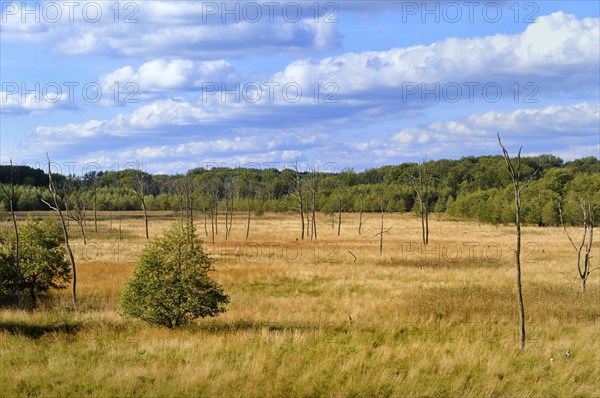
[348,251,357,263]
[40,198,59,212]
[558,202,585,253]
[519,167,540,193]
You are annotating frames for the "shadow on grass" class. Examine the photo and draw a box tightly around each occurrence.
[0,320,81,339]
[192,319,324,334]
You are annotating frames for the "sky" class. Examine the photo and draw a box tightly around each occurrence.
[0,0,599,175]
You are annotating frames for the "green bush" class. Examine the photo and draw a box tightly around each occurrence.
[0,217,71,306]
[120,224,229,328]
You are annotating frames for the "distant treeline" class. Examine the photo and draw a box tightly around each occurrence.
[1,155,598,226]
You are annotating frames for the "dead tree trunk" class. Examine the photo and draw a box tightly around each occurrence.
[190,195,195,231]
[358,191,366,236]
[498,134,538,351]
[214,196,219,236]
[126,170,149,239]
[42,155,77,307]
[559,200,596,292]
[312,186,318,240]
[304,204,313,240]
[203,201,209,237]
[379,203,384,255]
[141,196,149,239]
[225,200,230,240]
[410,161,431,246]
[337,192,343,236]
[209,200,215,244]
[93,185,98,233]
[375,191,391,255]
[246,195,252,240]
[291,161,305,240]
[66,183,91,246]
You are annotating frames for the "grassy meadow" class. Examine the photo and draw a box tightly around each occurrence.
[1,211,599,397]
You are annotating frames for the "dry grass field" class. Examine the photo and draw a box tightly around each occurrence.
[1,211,599,397]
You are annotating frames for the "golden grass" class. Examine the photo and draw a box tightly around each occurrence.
[1,211,599,397]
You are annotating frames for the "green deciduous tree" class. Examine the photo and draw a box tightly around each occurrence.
[120,224,229,328]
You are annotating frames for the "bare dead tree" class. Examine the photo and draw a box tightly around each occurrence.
[41,154,77,307]
[238,171,255,240]
[83,170,99,233]
[336,190,344,237]
[209,190,216,243]
[223,176,237,240]
[305,200,311,240]
[188,177,195,233]
[409,160,432,246]
[498,134,539,351]
[211,175,222,237]
[125,168,150,239]
[375,189,391,255]
[358,189,368,236]
[93,184,98,233]
[307,170,319,240]
[0,159,21,306]
[558,199,596,292]
[175,175,195,243]
[201,176,220,244]
[65,178,92,245]
[201,194,209,238]
[306,168,320,240]
[109,203,113,232]
[290,160,305,240]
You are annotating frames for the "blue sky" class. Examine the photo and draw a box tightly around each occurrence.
[1,0,599,174]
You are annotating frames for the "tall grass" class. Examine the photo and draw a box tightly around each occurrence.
[1,212,598,397]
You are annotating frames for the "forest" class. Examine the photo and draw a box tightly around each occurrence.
[1,155,598,227]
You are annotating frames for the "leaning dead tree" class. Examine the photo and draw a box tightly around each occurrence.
[558,199,596,292]
[498,134,538,351]
[41,154,77,307]
[409,160,432,246]
[240,171,255,240]
[0,159,21,306]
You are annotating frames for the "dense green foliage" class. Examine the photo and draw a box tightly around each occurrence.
[1,155,598,226]
[0,217,71,305]
[120,224,229,328]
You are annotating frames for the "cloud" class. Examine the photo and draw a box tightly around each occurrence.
[7,102,597,174]
[272,12,599,97]
[3,12,598,171]
[381,102,599,157]
[44,12,598,132]
[79,12,600,115]
[0,90,72,116]
[1,1,342,58]
[99,59,236,93]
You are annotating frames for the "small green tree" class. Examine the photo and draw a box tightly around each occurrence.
[120,224,229,328]
[0,217,71,306]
